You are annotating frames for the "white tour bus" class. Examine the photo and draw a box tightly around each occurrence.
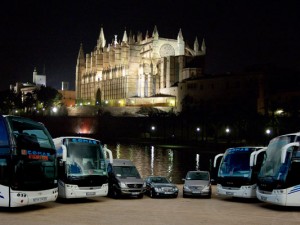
[53,136,113,199]
[214,146,266,198]
[257,132,300,206]
[0,115,58,207]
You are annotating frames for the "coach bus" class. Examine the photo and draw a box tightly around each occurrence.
[0,115,58,207]
[257,132,300,206]
[53,136,113,199]
[214,146,266,198]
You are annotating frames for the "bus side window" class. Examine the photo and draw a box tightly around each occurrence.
[0,119,8,146]
[0,159,9,185]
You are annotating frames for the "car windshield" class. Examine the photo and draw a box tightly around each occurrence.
[114,166,141,178]
[186,172,209,180]
[151,177,169,183]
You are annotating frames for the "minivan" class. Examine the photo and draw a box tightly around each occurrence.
[107,159,144,198]
[182,170,212,198]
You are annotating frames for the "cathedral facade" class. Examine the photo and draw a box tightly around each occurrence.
[75,26,205,109]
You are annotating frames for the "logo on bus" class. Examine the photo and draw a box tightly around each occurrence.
[21,149,50,160]
[71,138,98,145]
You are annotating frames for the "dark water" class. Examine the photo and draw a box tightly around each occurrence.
[105,143,217,184]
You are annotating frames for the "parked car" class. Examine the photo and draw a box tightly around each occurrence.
[182,171,212,198]
[144,176,178,198]
[107,159,144,198]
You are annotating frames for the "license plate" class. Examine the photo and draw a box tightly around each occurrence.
[192,191,201,194]
[131,192,140,195]
[164,192,173,194]
[33,197,47,202]
[86,192,96,196]
[261,196,267,201]
[226,192,234,196]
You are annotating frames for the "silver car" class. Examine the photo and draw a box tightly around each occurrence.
[183,171,212,198]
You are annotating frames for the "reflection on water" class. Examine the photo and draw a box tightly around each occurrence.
[106,143,216,184]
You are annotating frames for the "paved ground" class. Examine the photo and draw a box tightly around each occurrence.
[1,185,300,225]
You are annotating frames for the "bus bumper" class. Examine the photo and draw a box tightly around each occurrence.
[217,184,256,198]
[256,188,288,206]
[60,183,109,198]
[10,187,58,207]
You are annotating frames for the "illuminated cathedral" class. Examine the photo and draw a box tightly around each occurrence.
[75,25,206,108]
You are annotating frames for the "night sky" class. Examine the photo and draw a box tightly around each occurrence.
[1,0,300,91]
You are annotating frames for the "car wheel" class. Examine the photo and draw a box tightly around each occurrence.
[183,191,187,198]
[112,187,120,199]
[150,189,155,198]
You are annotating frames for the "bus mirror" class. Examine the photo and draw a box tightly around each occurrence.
[281,142,299,163]
[103,146,113,163]
[213,153,224,168]
[61,145,67,162]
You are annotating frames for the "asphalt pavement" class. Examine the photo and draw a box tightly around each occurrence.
[1,185,300,225]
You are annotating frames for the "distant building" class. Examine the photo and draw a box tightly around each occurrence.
[75,25,205,110]
[61,81,69,91]
[10,68,47,102]
[59,82,75,107]
[33,67,46,87]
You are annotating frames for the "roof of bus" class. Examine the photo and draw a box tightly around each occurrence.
[227,146,265,150]
[52,136,101,149]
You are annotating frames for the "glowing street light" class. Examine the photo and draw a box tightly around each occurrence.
[196,127,201,142]
[52,107,58,113]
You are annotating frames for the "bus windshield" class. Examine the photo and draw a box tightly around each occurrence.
[66,141,106,176]
[218,148,254,178]
[259,135,295,178]
[7,116,56,191]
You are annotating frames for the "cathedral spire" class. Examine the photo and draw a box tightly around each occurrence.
[194,36,199,52]
[177,28,184,41]
[122,28,128,43]
[201,38,206,54]
[97,26,106,49]
[77,43,85,60]
[152,25,159,39]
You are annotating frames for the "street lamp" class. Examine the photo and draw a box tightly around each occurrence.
[196,127,200,141]
[265,128,272,145]
[225,127,231,144]
[52,107,58,113]
[150,126,156,140]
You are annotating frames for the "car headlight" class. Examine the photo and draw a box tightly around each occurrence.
[154,187,162,192]
[183,185,191,191]
[202,185,211,191]
[119,182,127,188]
[173,187,178,192]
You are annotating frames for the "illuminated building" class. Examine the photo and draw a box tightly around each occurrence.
[75,25,205,109]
